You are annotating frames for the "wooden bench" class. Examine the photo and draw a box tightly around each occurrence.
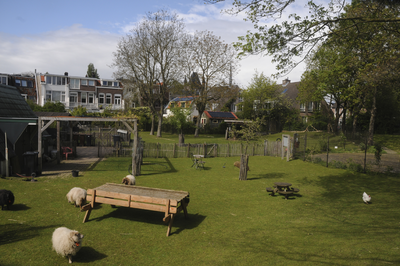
[277,190,294,200]
[82,183,190,236]
[291,188,300,193]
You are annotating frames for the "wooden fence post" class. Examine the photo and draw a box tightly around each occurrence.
[156,142,159,158]
[173,143,176,158]
[187,143,190,157]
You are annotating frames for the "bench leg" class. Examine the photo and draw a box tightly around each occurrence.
[166,214,175,236]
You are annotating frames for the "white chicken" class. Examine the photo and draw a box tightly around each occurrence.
[363,192,371,204]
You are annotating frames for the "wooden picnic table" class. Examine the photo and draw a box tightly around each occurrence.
[266,182,300,199]
[82,183,190,236]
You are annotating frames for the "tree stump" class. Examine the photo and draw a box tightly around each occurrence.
[239,154,249,180]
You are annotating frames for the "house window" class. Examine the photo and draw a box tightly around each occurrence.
[99,93,105,104]
[21,94,27,100]
[302,116,307,124]
[21,80,27,87]
[15,80,21,86]
[70,92,77,103]
[181,102,186,108]
[88,80,95,86]
[106,93,112,104]
[81,79,87,86]
[70,79,79,89]
[1,76,7,85]
[212,120,218,123]
[88,93,94,104]
[113,82,118,87]
[81,93,87,104]
[114,94,121,105]
[46,76,51,84]
[27,80,33,87]
[201,118,206,124]
[308,102,313,112]
[57,76,62,85]
[102,81,107,86]
[46,90,65,102]
[314,102,321,111]
[300,103,305,112]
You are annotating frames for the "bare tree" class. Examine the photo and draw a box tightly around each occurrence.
[112,10,185,137]
[179,30,239,137]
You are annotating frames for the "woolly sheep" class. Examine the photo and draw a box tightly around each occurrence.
[66,187,87,209]
[233,161,250,171]
[52,227,84,264]
[122,175,136,185]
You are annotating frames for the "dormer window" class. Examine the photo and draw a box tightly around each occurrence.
[89,80,95,86]
[81,79,87,86]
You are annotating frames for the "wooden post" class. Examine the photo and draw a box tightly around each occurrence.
[326,136,329,167]
[187,143,190,157]
[57,121,60,164]
[173,143,176,158]
[214,144,217,158]
[264,140,267,156]
[37,117,42,174]
[156,142,159,158]
[203,142,206,157]
[5,132,9,177]
[227,144,230,157]
[303,132,307,161]
[132,120,138,176]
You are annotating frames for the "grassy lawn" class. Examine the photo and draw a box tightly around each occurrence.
[1,155,400,265]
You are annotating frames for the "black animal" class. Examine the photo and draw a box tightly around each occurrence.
[0,189,15,210]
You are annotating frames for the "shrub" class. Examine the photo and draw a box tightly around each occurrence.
[331,160,347,169]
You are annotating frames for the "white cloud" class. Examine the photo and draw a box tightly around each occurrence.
[0,25,119,78]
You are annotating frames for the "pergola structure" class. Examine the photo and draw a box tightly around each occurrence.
[37,116,138,174]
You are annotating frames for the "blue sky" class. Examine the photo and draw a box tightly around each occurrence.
[0,0,310,87]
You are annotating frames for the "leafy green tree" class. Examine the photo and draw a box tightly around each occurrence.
[86,63,99,78]
[206,0,400,77]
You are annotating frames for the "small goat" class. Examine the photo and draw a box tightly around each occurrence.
[233,161,250,171]
[122,175,136,185]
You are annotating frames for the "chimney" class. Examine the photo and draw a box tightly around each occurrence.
[282,78,290,86]
[64,72,68,76]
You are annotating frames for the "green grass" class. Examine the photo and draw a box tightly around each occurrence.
[1,156,400,265]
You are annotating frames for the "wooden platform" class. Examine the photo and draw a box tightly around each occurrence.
[82,183,190,236]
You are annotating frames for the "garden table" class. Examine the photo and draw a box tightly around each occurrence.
[82,183,190,236]
[191,154,205,169]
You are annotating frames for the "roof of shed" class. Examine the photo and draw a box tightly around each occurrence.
[204,111,238,120]
[0,84,37,119]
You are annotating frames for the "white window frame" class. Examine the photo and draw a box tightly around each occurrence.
[0,76,7,85]
[88,93,94,104]
[81,79,87,86]
[99,93,105,104]
[300,103,306,112]
[106,93,112,104]
[113,81,118,87]
[308,102,313,112]
[70,79,80,89]
[88,80,95,86]
[81,92,87,104]
[114,94,121,105]
[70,92,78,103]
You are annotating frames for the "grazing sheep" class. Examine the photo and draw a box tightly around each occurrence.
[233,161,250,171]
[52,227,84,264]
[122,174,136,185]
[0,189,14,210]
[66,187,87,209]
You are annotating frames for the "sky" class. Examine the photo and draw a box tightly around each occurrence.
[0,0,315,88]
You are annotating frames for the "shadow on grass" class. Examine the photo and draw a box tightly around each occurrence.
[139,158,177,176]
[74,246,107,263]
[248,172,286,180]
[0,224,59,246]
[89,207,206,236]
[7,204,30,211]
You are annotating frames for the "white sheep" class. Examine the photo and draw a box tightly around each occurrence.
[52,227,84,264]
[122,174,136,185]
[66,187,87,209]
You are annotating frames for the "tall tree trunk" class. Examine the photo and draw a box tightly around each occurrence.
[342,103,347,134]
[194,111,204,137]
[150,114,155,135]
[368,87,377,145]
[157,110,163,138]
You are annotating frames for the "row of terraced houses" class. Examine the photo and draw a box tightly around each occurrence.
[0,71,126,112]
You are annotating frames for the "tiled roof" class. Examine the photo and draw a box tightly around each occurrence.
[0,84,37,118]
[204,111,238,120]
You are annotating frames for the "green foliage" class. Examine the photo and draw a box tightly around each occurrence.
[373,142,383,165]
[86,63,99,78]
[70,106,88,117]
[168,107,192,134]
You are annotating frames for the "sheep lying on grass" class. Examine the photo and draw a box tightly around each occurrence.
[66,187,87,209]
[233,161,250,171]
[52,227,84,264]
[122,174,136,185]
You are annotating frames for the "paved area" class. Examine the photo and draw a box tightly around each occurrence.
[40,147,103,178]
